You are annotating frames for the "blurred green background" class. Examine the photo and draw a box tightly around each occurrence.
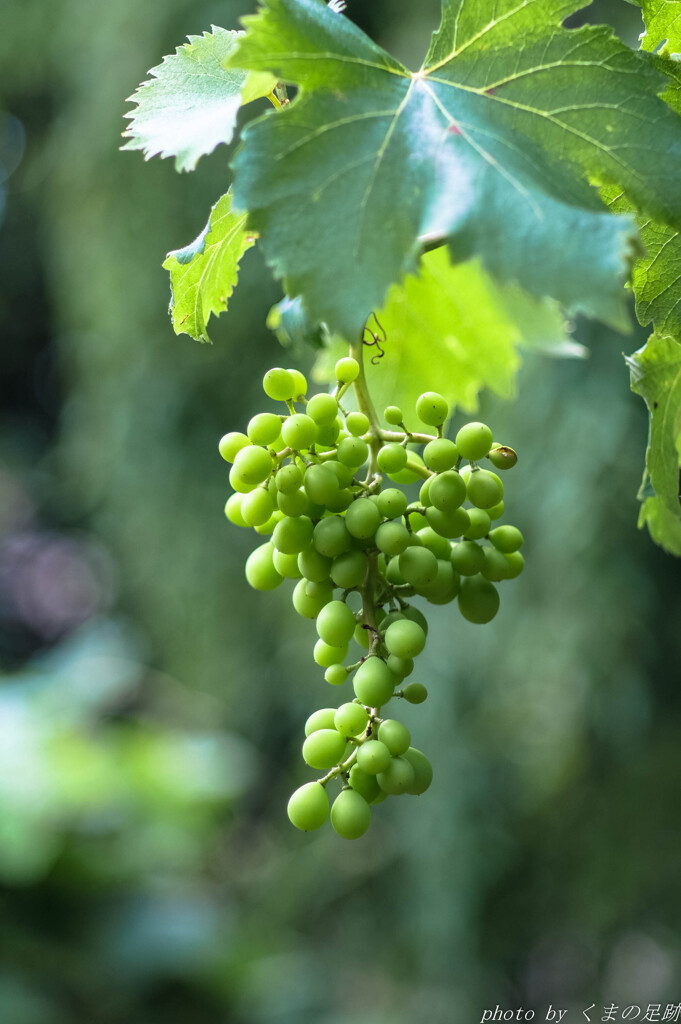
[1,2,680,1022]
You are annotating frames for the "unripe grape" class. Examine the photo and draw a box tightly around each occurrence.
[488,444,518,470]
[313,516,352,558]
[254,510,284,536]
[356,739,391,775]
[377,756,415,795]
[402,682,427,704]
[398,546,438,587]
[349,764,381,803]
[489,525,523,553]
[245,542,284,591]
[287,782,329,831]
[463,508,491,541]
[488,499,504,521]
[346,412,369,436]
[385,557,405,586]
[406,508,429,531]
[316,600,356,647]
[402,604,429,636]
[377,488,408,519]
[306,393,338,425]
[282,413,317,450]
[377,443,407,475]
[263,367,295,401]
[455,421,493,461]
[298,545,332,583]
[287,367,308,398]
[480,546,511,582]
[384,405,403,425]
[325,664,348,685]
[330,550,367,589]
[233,445,273,486]
[450,540,485,576]
[423,438,458,472]
[419,477,432,507]
[325,460,354,488]
[272,515,313,554]
[416,559,459,604]
[416,527,451,560]
[331,788,371,839]
[241,487,274,527]
[334,702,369,737]
[384,619,426,659]
[326,488,353,513]
[247,412,282,446]
[403,747,433,795]
[305,708,338,736]
[313,638,348,668]
[277,488,310,517]
[345,497,381,539]
[276,463,303,494]
[416,391,449,426]
[303,464,339,506]
[353,656,395,706]
[337,436,369,468]
[292,578,333,618]
[354,621,371,649]
[224,493,248,527]
[429,470,466,512]
[316,421,341,447]
[377,718,411,756]
[302,728,347,770]
[335,356,360,383]
[219,431,250,463]
[389,453,426,484]
[466,469,503,509]
[504,551,524,578]
[457,574,500,624]
[272,548,303,579]
[387,654,414,679]
[425,505,470,538]
[375,521,410,557]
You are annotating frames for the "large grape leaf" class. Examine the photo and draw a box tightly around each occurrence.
[122,27,276,172]
[311,247,575,419]
[637,0,681,51]
[162,191,255,342]
[225,0,681,338]
[638,495,681,555]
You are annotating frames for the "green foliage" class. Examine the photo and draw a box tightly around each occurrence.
[637,0,681,51]
[163,190,255,342]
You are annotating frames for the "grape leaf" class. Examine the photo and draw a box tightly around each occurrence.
[162,190,255,342]
[122,27,276,172]
[312,247,575,419]
[225,0,681,338]
[638,494,681,555]
[637,0,681,51]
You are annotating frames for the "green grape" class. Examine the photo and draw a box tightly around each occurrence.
[287,367,308,398]
[385,557,406,586]
[316,600,357,647]
[455,421,494,461]
[303,463,339,506]
[241,487,274,527]
[466,469,503,509]
[313,638,348,668]
[334,702,369,736]
[276,463,303,494]
[398,546,438,587]
[337,436,369,468]
[353,621,371,649]
[302,728,347,770]
[325,460,354,488]
[375,521,410,557]
[272,515,313,554]
[487,500,504,521]
[282,413,317,450]
[406,507,429,531]
[298,546,332,583]
[330,550,367,589]
[387,654,414,679]
[457,574,500,624]
[463,508,491,541]
[353,656,395,706]
[450,540,485,576]
[277,488,311,517]
[403,747,433,795]
[377,756,415,795]
[429,470,467,512]
[480,546,511,582]
[377,488,408,519]
[370,790,388,805]
[377,443,407,474]
[306,393,338,425]
[384,405,403,425]
[272,549,303,579]
[402,605,429,635]
[419,477,432,506]
[232,445,273,486]
[219,431,250,463]
[416,527,452,561]
[423,438,458,472]
[356,739,391,774]
[247,412,282,446]
[348,764,381,803]
[330,788,371,839]
[389,453,426,484]
[305,708,338,736]
[346,412,369,436]
[377,718,411,756]
[345,497,381,539]
[488,444,518,470]
[326,488,353,513]
[313,516,352,557]
[263,367,295,401]
[287,782,329,831]
[504,551,524,578]
[384,619,426,659]
[325,664,348,685]
[335,356,360,383]
[414,560,459,604]
[402,682,427,704]
[425,505,470,538]
[245,542,284,591]
[416,391,449,426]
[489,525,523,553]
[316,421,341,447]
[254,510,284,536]
[292,578,333,618]
[224,493,248,527]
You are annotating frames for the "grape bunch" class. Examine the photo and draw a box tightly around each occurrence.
[219,357,524,839]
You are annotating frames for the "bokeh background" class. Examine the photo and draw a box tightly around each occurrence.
[1,1,680,1022]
